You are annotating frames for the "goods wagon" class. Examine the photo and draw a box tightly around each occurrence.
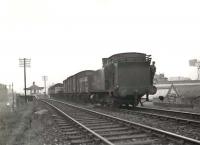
[48,83,63,97]
[91,69,105,92]
[64,75,76,93]
[63,70,96,101]
[75,70,95,93]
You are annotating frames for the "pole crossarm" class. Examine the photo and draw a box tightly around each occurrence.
[19,58,31,67]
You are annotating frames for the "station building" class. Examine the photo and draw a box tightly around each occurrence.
[26,82,44,95]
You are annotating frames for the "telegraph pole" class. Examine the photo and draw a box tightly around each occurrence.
[12,82,14,111]
[42,76,48,94]
[19,58,31,102]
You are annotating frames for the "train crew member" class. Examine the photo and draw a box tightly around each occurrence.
[146,61,156,101]
[150,61,156,85]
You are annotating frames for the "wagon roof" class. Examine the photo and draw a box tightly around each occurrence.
[157,80,200,85]
[108,52,148,60]
[74,70,95,76]
[175,85,200,98]
[49,83,63,89]
[154,88,169,97]
[63,70,95,82]
[103,52,151,65]
[109,52,146,57]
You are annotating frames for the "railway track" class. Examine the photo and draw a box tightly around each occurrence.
[90,106,200,140]
[42,101,113,145]
[120,106,200,126]
[135,106,200,122]
[41,99,200,145]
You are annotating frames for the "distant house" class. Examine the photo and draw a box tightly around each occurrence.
[154,73,168,84]
[168,76,191,81]
[146,80,200,107]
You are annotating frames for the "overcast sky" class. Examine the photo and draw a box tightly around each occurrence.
[0,0,200,92]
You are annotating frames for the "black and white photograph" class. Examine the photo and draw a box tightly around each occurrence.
[0,0,200,144]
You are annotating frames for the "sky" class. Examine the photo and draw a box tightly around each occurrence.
[0,0,200,92]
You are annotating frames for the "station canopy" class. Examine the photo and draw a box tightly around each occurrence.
[26,82,43,91]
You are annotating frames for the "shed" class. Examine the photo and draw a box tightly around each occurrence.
[148,84,181,103]
[148,81,200,107]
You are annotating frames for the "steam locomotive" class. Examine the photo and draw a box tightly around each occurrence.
[48,52,156,107]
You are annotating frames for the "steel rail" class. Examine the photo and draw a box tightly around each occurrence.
[49,99,200,145]
[122,109,200,125]
[42,100,114,145]
[135,106,200,118]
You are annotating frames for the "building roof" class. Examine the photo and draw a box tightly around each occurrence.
[148,82,200,99]
[156,80,200,85]
[155,89,169,97]
[175,85,200,98]
[26,82,43,90]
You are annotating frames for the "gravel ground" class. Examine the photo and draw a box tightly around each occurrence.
[23,101,71,145]
[0,100,71,145]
